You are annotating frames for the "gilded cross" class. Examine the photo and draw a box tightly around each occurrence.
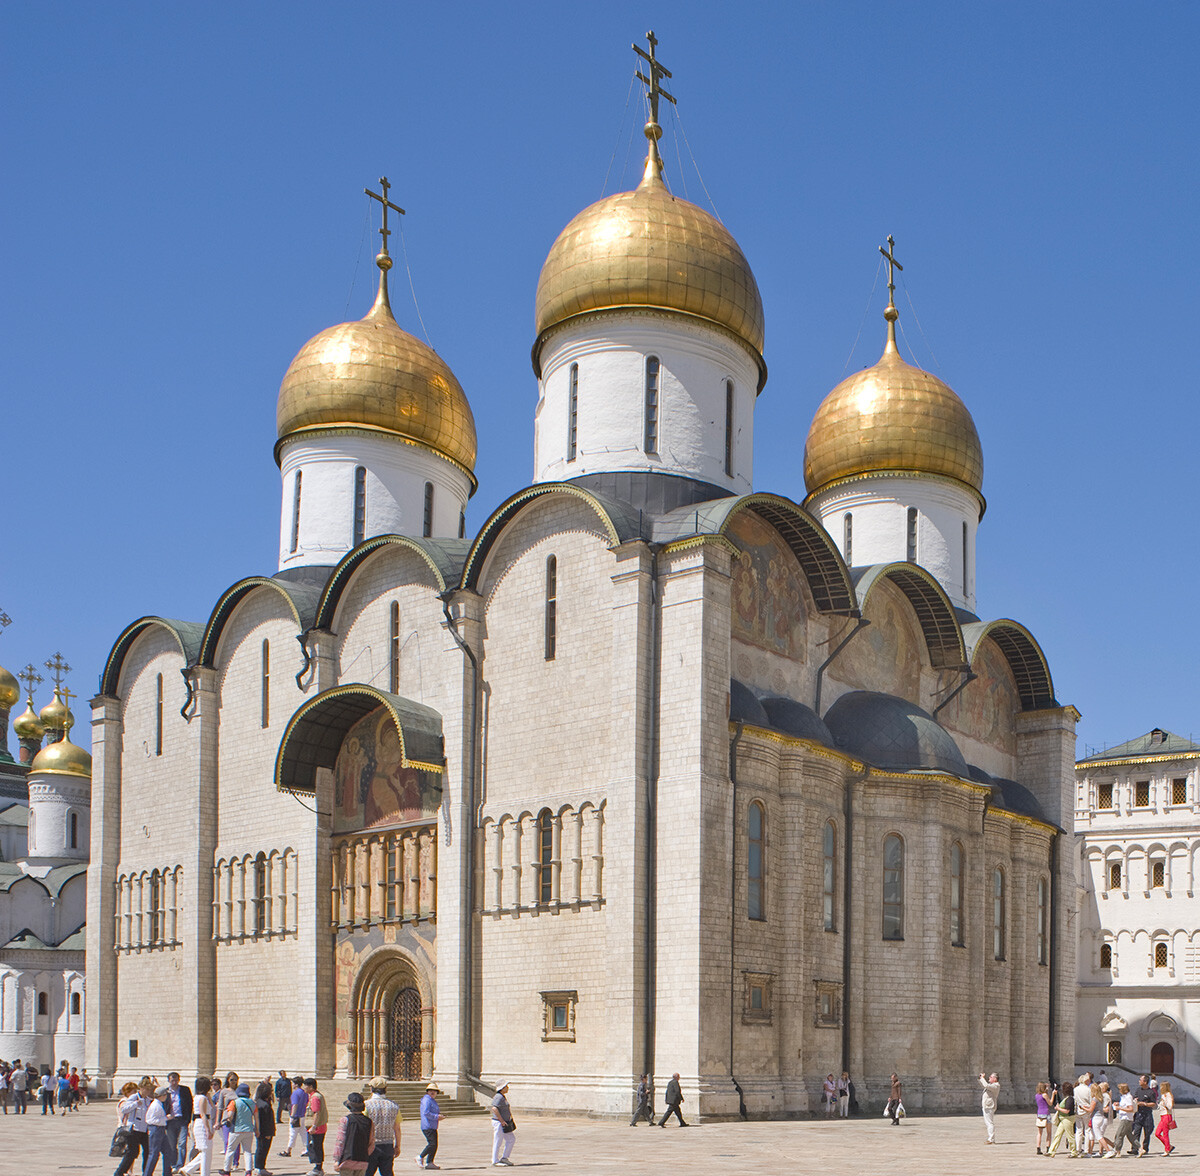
[633,30,676,126]
[59,684,74,716]
[19,664,42,699]
[364,177,406,256]
[0,610,10,633]
[44,651,72,690]
[879,235,904,307]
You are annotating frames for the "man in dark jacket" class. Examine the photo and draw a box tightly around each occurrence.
[165,1072,193,1168]
[629,1074,653,1126]
[659,1073,687,1127]
[275,1072,292,1123]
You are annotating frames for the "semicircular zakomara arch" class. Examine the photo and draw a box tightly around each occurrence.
[852,563,968,671]
[275,683,445,796]
[99,616,207,698]
[962,618,1057,711]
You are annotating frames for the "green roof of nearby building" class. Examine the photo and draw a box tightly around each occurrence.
[0,923,85,952]
[0,801,29,826]
[1078,727,1200,763]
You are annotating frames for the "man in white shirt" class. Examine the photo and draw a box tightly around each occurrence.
[1074,1074,1093,1154]
[979,1072,1000,1143]
[145,1088,173,1176]
[40,1070,56,1115]
[1110,1083,1136,1156]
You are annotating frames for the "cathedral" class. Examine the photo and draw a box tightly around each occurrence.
[85,38,1078,1116]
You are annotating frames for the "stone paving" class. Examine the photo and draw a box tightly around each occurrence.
[0,1102,1192,1176]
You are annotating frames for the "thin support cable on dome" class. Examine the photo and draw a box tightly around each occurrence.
[674,108,721,222]
[398,222,432,347]
[902,281,941,372]
[669,108,689,199]
[601,73,638,196]
[345,197,372,318]
[841,255,884,378]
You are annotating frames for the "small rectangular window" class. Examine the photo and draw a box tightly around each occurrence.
[567,363,579,462]
[71,992,81,1015]
[1135,780,1150,807]
[1097,782,1113,809]
[1155,941,1168,968]
[906,507,918,562]
[724,379,734,476]
[1107,1040,1122,1065]
[129,1039,139,1059]
[644,356,660,454]
[1109,862,1122,890]
[552,1003,568,1030]
[1172,778,1187,805]
[749,985,763,1011]
[1100,943,1112,969]
[423,482,434,538]
[1152,860,1165,888]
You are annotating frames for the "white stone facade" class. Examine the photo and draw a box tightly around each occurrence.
[1075,731,1200,1097]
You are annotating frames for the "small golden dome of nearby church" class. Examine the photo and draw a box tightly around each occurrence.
[804,241,982,499]
[30,734,92,778]
[277,259,477,479]
[0,664,17,709]
[39,689,71,732]
[13,699,45,740]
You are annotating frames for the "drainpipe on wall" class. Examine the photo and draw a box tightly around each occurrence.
[840,766,859,1078]
[643,546,661,1096]
[814,618,869,715]
[728,719,748,1120]
[932,670,977,718]
[1048,831,1059,1081]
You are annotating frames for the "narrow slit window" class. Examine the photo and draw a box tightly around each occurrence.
[389,601,401,694]
[290,470,302,553]
[38,993,48,1016]
[906,507,918,562]
[748,802,765,921]
[353,465,366,546]
[69,811,78,850]
[459,511,466,540]
[253,853,267,935]
[1109,861,1122,891]
[644,356,660,454]
[71,992,81,1015]
[843,513,853,565]
[993,868,1006,960]
[567,363,579,462]
[148,870,162,944]
[1036,876,1048,964]
[950,842,965,946]
[423,482,434,538]
[882,834,904,940]
[1100,942,1112,969]
[385,841,399,919]
[155,673,164,757]
[962,521,968,592]
[537,808,553,904]
[822,820,836,931]
[261,639,270,728]
[724,379,734,476]
[544,555,557,661]
[1152,860,1165,888]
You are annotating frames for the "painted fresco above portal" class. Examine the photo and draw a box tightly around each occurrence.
[333,705,442,834]
[727,511,806,660]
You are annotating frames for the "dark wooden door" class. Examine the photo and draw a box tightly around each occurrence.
[390,986,422,1079]
[1150,1041,1174,1075]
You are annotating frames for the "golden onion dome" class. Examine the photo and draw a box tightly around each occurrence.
[13,699,45,740]
[533,161,765,383]
[30,734,92,779]
[39,690,71,732]
[276,264,477,480]
[804,321,983,499]
[0,664,17,709]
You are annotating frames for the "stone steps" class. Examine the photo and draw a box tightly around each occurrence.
[305,1080,489,1119]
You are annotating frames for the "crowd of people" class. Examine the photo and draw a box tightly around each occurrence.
[0,1058,89,1113]
[109,1071,448,1176]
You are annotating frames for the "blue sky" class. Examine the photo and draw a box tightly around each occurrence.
[2,2,1197,756]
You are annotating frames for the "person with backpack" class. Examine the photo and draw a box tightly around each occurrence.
[219,1083,256,1176]
[332,1091,374,1175]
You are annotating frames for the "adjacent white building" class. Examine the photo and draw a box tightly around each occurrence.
[1076,728,1200,1097]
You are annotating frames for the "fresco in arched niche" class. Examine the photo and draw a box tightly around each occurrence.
[952,638,1018,756]
[727,511,806,660]
[332,705,442,834]
[834,578,921,700]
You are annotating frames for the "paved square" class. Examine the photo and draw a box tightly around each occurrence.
[0,1104,1191,1175]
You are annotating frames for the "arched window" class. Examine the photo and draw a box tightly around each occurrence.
[71,992,81,1015]
[28,808,35,847]
[1036,876,1048,964]
[69,811,78,850]
[993,868,1006,960]
[1154,941,1168,969]
[537,808,554,904]
[155,672,164,757]
[843,513,853,565]
[949,842,965,945]
[353,465,366,546]
[253,853,268,934]
[1099,942,1112,969]
[149,869,162,944]
[423,481,434,538]
[567,363,579,462]
[724,379,734,476]
[290,469,302,553]
[389,601,401,694]
[882,834,904,940]
[1109,860,1122,891]
[644,356,660,454]
[544,555,557,661]
[261,639,270,728]
[748,801,765,921]
[822,821,837,931]
[37,992,47,1016]
[906,507,918,562]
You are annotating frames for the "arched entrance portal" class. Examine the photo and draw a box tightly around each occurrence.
[350,950,432,1079]
[1150,1041,1174,1074]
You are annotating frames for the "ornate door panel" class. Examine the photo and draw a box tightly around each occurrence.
[390,986,422,1079]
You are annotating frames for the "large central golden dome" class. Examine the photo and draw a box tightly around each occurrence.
[533,166,765,380]
[277,277,477,478]
[804,327,983,498]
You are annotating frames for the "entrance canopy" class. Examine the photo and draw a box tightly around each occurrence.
[275,684,444,795]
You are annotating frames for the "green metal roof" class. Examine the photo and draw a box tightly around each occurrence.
[1078,728,1200,763]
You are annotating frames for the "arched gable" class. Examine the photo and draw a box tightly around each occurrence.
[315,536,472,631]
[199,576,325,667]
[99,617,204,697]
[962,619,1057,711]
[461,482,641,591]
[853,563,968,670]
[275,684,443,795]
[656,493,856,616]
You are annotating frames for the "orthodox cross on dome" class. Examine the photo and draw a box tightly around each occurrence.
[879,234,904,322]
[0,610,10,634]
[44,651,72,691]
[19,664,43,701]
[633,30,676,182]
[365,177,406,263]
[59,683,75,726]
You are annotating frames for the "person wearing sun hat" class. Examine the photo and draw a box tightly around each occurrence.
[489,1081,515,1167]
[332,1091,374,1175]
[417,1083,444,1170]
[363,1078,401,1176]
